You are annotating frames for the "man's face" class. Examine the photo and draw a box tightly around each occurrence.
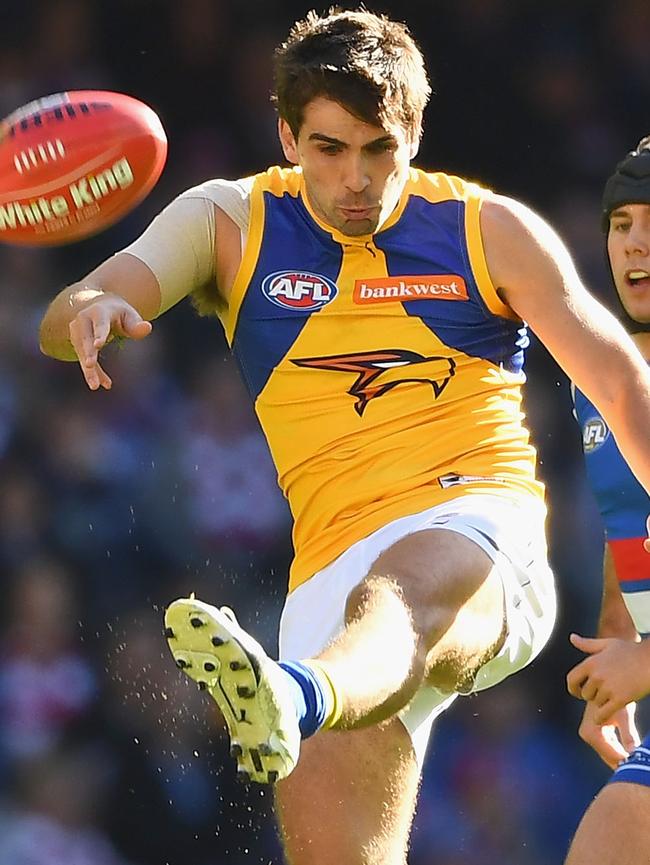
[279,96,417,237]
[607,203,650,323]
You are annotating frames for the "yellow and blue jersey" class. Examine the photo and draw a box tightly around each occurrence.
[219,165,543,591]
[573,384,650,635]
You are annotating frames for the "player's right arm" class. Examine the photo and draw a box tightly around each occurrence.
[39,192,219,390]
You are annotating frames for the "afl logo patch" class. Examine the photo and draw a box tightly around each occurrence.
[261,270,338,311]
[583,417,609,452]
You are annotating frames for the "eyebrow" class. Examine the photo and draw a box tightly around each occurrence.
[610,204,650,218]
[308,132,396,149]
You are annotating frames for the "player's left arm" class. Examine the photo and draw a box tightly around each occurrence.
[480,194,650,497]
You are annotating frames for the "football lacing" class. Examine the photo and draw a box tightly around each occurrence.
[13,139,65,174]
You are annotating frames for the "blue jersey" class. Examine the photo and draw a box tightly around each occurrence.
[573,384,650,635]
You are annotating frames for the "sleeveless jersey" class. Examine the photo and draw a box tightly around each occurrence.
[219,165,543,591]
[573,384,650,635]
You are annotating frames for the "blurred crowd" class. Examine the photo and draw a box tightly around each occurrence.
[1,1,649,863]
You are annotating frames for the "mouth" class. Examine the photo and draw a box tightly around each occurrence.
[338,205,377,221]
[625,268,650,290]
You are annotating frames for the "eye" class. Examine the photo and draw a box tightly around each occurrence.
[366,140,397,155]
[318,145,341,156]
[611,221,630,233]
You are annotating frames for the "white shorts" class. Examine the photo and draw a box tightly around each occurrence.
[278,493,556,767]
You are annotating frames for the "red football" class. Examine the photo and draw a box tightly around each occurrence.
[0,90,167,246]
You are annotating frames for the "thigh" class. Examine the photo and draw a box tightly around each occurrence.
[275,717,419,865]
[565,782,650,865]
[365,526,506,664]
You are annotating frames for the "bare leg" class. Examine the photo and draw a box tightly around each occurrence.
[565,782,650,865]
[166,526,508,860]
[318,528,506,727]
[273,528,506,864]
[276,717,419,865]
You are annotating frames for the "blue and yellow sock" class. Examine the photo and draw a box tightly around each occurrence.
[278,659,343,738]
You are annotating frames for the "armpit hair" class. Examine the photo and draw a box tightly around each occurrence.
[190,280,224,318]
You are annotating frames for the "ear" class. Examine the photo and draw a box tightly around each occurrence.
[278,118,299,164]
[409,134,420,160]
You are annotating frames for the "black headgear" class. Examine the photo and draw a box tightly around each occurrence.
[601,135,650,333]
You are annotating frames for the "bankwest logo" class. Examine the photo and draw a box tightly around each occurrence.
[353,275,468,304]
[261,270,337,311]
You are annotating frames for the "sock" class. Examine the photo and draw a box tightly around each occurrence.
[278,660,342,738]
[304,659,343,730]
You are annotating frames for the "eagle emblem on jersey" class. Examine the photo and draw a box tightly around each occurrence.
[292,349,456,416]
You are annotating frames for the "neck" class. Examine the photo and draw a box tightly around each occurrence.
[632,332,650,359]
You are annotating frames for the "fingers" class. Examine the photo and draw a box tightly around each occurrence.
[80,352,112,391]
[569,633,606,653]
[617,707,640,753]
[594,697,625,726]
[567,635,612,698]
[68,301,152,390]
[568,663,612,704]
[566,671,583,698]
[578,706,630,769]
[92,314,112,350]
[644,516,650,552]
[69,314,105,390]
[586,726,629,770]
[567,657,591,698]
[579,678,601,702]
[119,309,152,340]
[94,360,113,391]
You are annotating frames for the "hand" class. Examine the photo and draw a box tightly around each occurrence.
[575,699,639,769]
[644,515,650,553]
[68,295,152,390]
[567,634,650,722]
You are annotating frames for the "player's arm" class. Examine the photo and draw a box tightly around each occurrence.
[480,194,650,496]
[568,549,650,714]
[567,548,640,767]
[596,545,638,641]
[39,254,160,379]
[39,194,217,390]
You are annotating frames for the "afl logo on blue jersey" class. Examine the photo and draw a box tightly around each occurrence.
[583,417,609,452]
[261,270,338,311]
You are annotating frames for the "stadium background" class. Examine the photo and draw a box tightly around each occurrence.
[0,1,649,863]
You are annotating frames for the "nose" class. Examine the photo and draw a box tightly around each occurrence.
[343,154,370,194]
[624,223,650,257]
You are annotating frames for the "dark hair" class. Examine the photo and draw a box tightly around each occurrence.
[272,7,431,141]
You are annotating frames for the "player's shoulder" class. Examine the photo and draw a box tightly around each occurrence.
[177,165,302,205]
[176,175,256,207]
[408,166,492,204]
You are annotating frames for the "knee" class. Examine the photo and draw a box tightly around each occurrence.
[344,576,430,673]
[345,574,411,627]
